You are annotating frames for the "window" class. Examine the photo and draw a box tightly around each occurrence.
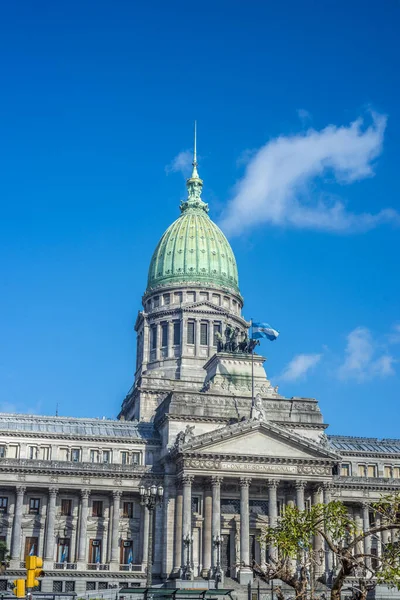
[123,502,134,518]
[187,321,195,344]
[173,321,181,345]
[40,447,49,460]
[213,323,221,346]
[103,450,110,464]
[61,499,72,517]
[86,582,96,591]
[161,322,168,347]
[367,465,377,478]
[53,582,63,593]
[394,467,400,478]
[0,497,8,514]
[90,450,99,463]
[29,498,40,514]
[57,538,70,562]
[153,296,159,308]
[340,463,351,477]
[132,452,140,465]
[187,292,195,303]
[174,292,182,304]
[212,294,221,306]
[121,540,133,565]
[71,449,80,462]
[162,294,170,306]
[28,446,37,460]
[384,466,393,478]
[65,581,75,593]
[121,451,128,465]
[92,501,103,517]
[0,446,5,458]
[358,464,367,477]
[151,325,157,350]
[25,537,38,557]
[98,582,108,590]
[200,323,208,346]
[89,539,102,563]
[191,497,199,513]
[199,292,208,301]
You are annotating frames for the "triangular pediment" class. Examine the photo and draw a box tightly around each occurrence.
[179,419,340,461]
[184,300,231,314]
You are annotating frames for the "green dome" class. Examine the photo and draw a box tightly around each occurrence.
[146,154,240,295]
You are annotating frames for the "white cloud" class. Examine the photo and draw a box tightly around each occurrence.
[388,323,400,344]
[279,353,322,381]
[338,326,396,381]
[165,150,192,176]
[220,112,400,235]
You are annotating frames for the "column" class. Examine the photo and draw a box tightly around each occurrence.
[162,476,176,578]
[142,320,150,367]
[11,486,26,561]
[202,484,212,577]
[323,484,333,573]
[195,321,201,356]
[141,503,149,568]
[375,514,382,559]
[208,319,213,358]
[239,477,252,585]
[182,475,194,569]
[267,479,279,562]
[77,489,90,563]
[173,483,183,573]
[110,491,122,568]
[211,476,222,570]
[312,487,324,576]
[44,488,58,562]
[362,503,371,569]
[295,481,306,511]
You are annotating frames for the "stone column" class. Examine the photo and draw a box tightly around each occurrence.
[202,484,212,577]
[312,487,324,575]
[141,503,149,568]
[110,491,122,569]
[195,320,201,356]
[239,477,252,585]
[77,489,90,563]
[44,488,58,562]
[168,321,174,358]
[295,481,306,511]
[11,486,26,561]
[182,475,194,568]
[156,323,161,361]
[173,483,183,573]
[211,476,222,570]
[208,319,213,358]
[375,514,382,559]
[362,503,371,569]
[323,484,333,573]
[267,479,279,562]
[142,319,150,367]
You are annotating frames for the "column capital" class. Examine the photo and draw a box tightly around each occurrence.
[322,482,333,491]
[16,486,26,496]
[239,477,251,488]
[181,474,194,486]
[49,487,59,497]
[112,490,123,500]
[81,488,91,499]
[211,475,223,488]
[267,479,279,489]
[295,480,306,490]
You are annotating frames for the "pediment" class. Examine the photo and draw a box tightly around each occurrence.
[179,419,340,461]
[184,300,230,314]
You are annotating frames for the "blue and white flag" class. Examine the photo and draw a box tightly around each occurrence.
[252,322,279,341]
[29,545,35,556]
[95,546,101,563]
[127,547,133,565]
[61,546,68,563]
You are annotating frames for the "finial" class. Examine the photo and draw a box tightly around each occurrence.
[191,120,199,178]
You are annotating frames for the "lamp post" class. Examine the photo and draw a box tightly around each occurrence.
[140,483,164,587]
[213,534,223,587]
[182,533,193,580]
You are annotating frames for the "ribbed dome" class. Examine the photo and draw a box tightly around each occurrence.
[146,207,240,294]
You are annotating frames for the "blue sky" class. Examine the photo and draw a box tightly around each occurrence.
[0,0,399,437]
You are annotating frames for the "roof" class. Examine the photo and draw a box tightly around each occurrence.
[328,435,400,455]
[0,413,159,441]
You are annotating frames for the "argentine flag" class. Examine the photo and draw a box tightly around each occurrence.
[252,322,279,341]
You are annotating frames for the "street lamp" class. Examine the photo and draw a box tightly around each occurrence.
[182,533,193,580]
[140,483,164,587]
[213,534,224,586]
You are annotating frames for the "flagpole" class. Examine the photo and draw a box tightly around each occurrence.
[250,319,254,410]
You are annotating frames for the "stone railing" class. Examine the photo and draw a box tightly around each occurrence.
[334,475,400,485]
[53,562,77,570]
[119,564,143,572]
[0,458,147,474]
[87,563,110,571]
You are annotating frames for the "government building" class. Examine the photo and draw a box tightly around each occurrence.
[1,144,399,597]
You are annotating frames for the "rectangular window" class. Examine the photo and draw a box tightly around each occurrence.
[89,539,102,563]
[41,447,49,460]
[367,465,377,478]
[92,501,103,517]
[173,321,181,345]
[121,540,133,565]
[98,582,108,590]
[132,452,140,465]
[57,538,70,562]
[53,582,63,593]
[213,323,222,346]
[212,294,221,305]
[162,294,170,305]
[161,322,168,347]
[103,450,110,464]
[123,502,134,518]
[121,451,128,465]
[394,467,400,478]
[187,292,195,303]
[0,446,5,459]
[29,498,40,514]
[90,450,99,463]
[174,292,182,304]
[151,325,157,350]
[86,582,96,591]
[187,321,195,344]
[340,464,350,477]
[358,464,367,477]
[65,581,75,593]
[25,537,38,557]
[384,466,393,478]
[0,497,8,513]
[199,292,209,301]
[71,448,80,462]
[61,499,72,517]
[200,323,208,346]
[28,446,37,460]
[153,296,159,308]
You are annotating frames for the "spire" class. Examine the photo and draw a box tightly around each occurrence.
[180,121,208,213]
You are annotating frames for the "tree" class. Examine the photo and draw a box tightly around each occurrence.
[0,540,10,574]
[254,494,400,600]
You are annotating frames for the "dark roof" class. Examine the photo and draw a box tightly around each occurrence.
[328,435,400,454]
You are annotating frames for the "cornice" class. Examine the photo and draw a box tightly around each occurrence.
[335,451,400,459]
[0,430,160,445]
[182,452,334,466]
[334,475,400,490]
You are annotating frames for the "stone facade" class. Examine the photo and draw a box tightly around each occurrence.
[1,147,399,595]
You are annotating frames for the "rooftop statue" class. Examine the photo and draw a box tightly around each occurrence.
[216,327,260,354]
